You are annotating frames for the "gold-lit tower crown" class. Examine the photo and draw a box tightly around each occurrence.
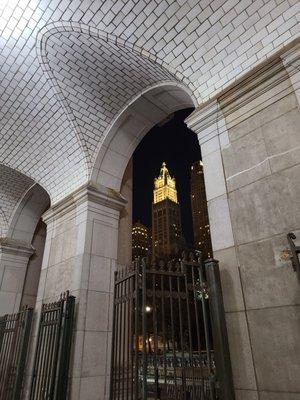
[153,162,178,204]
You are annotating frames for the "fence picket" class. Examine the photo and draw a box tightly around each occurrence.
[0,307,33,400]
[29,292,75,400]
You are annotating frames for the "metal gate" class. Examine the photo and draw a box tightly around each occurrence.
[110,254,234,400]
[0,306,33,400]
[30,292,75,400]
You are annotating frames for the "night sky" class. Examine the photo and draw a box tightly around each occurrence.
[132,108,201,246]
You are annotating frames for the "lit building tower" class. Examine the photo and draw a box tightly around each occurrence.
[152,162,185,261]
[190,161,212,259]
[132,221,150,260]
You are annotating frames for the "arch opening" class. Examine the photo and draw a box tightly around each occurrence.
[92,83,196,192]
[105,86,215,400]
[90,83,198,267]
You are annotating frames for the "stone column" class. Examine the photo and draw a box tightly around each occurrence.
[185,101,234,252]
[26,183,126,400]
[0,238,34,315]
[20,221,46,308]
[187,43,300,399]
[118,159,133,266]
[186,102,258,400]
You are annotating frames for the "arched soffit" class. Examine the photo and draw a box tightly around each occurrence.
[8,183,50,244]
[0,164,49,240]
[37,22,197,173]
[91,83,195,191]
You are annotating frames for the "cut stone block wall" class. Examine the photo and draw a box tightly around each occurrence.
[24,184,126,400]
[223,71,300,400]
[186,44,300,399]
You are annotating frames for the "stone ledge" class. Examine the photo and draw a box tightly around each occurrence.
[0,237,35,257]
[281,41,300,69]
[43,182,127,225]
[185,38,300,136]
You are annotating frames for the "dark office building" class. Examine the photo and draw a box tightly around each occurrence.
[190,161,212,259]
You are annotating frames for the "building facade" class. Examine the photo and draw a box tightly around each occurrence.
[132,221,150,260]
[0,2,299,399]
[152,162,185,260]
[190,161,212,259]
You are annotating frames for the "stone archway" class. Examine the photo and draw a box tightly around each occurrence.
[7,184,50,309]
[90,82,196,266]
[91,82,196,191]
[0,166,50,315]
[7,183,50,243]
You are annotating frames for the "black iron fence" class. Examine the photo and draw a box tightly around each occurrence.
[110,254,234,400]
[0,306,33,400]
[0,292,75,400]
[30,291,75,400]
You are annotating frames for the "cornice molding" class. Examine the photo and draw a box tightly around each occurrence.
[186,39,300,135]
[281,41,300,67]
[219,58,288,115]
[43,181,127,224]
[185,100,221,134]
[0,237,35,257]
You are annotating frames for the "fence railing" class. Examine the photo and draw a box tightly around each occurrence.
[0,306,33,400]
[30,291,75,400]
[110,253,235,400]
[0,292,75,400]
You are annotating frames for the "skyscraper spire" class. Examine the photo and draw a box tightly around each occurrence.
[153,162,178,204]
[152,163,185,261]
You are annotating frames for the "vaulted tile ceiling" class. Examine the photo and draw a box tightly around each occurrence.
[0,0,297,211]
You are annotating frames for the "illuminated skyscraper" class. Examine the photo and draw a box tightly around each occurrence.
[190,161,212,259]
[152,162,185,260]
[132,221,150,260]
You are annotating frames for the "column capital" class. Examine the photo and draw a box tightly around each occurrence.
[185,100,228,148]
[43,181,127,225]
[185,98,229,156]
[280,40,300,70]
[280,40,300,107]
[0,237,35,258]
[185,100,221,133]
